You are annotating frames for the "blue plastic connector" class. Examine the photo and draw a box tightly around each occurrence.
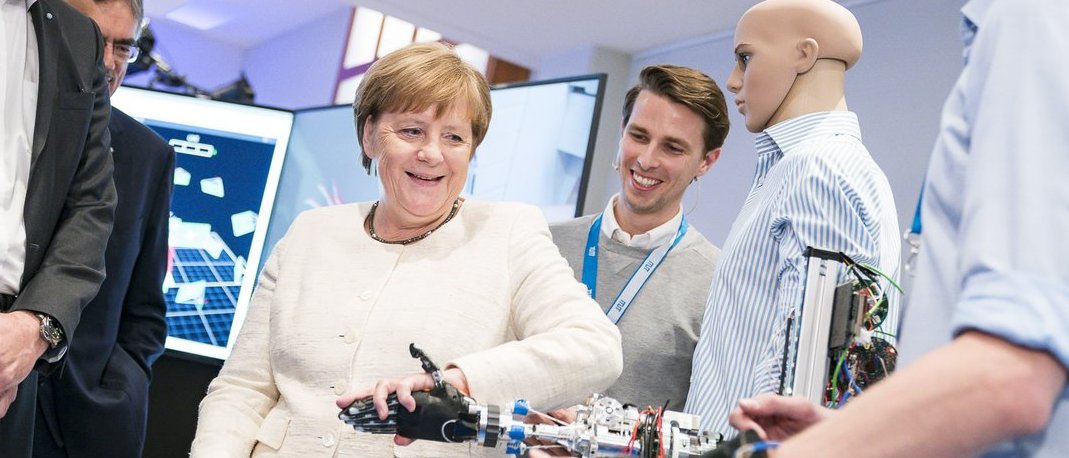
[512,399,530,416]
[508,424,526,441]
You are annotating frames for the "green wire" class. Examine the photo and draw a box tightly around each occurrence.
[829,349,848,407]
[859,262,905,294]
[864,295,885,320]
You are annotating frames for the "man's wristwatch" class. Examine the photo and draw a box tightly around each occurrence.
[35,313,64,349]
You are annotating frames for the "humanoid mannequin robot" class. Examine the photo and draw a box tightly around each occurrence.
[685,0,901,436]
[729,0,862,133]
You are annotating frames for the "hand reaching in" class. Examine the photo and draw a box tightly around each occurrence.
[728,394,833,441]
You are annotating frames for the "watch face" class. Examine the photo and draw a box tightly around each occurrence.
[37,314,63,348]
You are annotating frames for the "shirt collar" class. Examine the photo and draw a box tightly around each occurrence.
[960,0,994,63]
[961,0,994,31]
[601,193,684,250]
[27,0,37,10]
[756,111,862,157]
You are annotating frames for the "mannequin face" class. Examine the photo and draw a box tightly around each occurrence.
[726,13,798,133]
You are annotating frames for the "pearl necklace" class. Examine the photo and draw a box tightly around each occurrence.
[366,198,461,245]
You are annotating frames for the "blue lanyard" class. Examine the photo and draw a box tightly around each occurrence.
[910,185,924,236]
[903,181,925,277]
[899,180,926,336]
[581,213,688,324]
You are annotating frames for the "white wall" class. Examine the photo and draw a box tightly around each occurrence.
[126,9,349,110]
[573,0,965,246]
[124,20,245,92]
[243,7,351,110]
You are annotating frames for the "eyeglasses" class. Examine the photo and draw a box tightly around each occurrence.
[105,39,140,63]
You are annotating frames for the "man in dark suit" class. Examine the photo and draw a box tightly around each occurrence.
[32,0,175,456]
[0,0,117,456]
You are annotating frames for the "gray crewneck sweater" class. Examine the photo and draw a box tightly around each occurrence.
[551,214,719,410]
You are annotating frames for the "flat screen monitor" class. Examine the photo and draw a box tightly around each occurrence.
[264,73,606,264]
[111,86,292,360]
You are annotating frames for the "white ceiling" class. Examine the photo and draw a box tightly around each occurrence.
[344,0,764,66]
[144,0,774,69]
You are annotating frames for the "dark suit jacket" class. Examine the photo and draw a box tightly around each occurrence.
[36,108,174,458]
[0,0,115,456]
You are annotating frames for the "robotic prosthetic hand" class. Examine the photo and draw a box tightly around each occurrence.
[338,344,485,443]
[338,343,767,457]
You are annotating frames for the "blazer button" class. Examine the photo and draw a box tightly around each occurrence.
[321,433,336,447]
[344,332,357,344]
[334,381,346,395]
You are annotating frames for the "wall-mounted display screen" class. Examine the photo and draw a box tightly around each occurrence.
[111,87,292,360]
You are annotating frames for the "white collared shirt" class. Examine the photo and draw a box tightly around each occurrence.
[0,0,39,295]
[600,193,684,251]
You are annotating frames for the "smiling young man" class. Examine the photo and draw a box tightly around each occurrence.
[550,64,728,411]
[684,0,900,436]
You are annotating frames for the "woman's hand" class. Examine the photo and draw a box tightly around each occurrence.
[336,367,470,446]
[728,394,833,441]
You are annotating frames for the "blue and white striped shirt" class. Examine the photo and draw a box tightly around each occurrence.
[685,111,900,435]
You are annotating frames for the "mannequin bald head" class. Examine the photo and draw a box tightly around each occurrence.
[726,0,863,132]
[744,0,862,69]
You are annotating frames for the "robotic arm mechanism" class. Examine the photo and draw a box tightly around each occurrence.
[339,344,774,457]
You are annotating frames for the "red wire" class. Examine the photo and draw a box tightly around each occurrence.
[625,412,641,454]
[656,407,665,458]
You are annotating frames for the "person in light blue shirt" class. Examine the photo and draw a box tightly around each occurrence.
[728,0,1069,456]
[685,0,901,436]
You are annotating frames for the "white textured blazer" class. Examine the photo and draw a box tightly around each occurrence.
[190,200,623,457]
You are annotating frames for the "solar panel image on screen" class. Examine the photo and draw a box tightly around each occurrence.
[111,86,292,360]
[263,74,606,263]
[164,238,242,347]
